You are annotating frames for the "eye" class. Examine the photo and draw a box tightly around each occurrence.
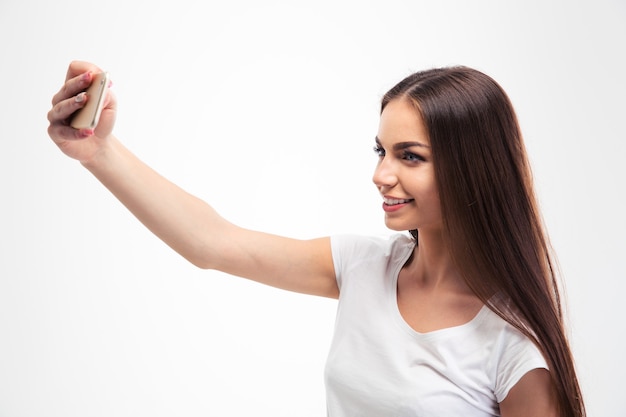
[373,145,386,157]
[402,151,426,163]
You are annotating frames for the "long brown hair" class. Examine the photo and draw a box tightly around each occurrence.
[382,67,585,417]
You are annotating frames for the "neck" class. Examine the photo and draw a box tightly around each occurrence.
[406,229,467,293]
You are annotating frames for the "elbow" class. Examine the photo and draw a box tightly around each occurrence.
[184,251,218,270]
[190,258,215,270]
[171,241,219,270]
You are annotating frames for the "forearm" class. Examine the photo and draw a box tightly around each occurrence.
[81,136,224,268]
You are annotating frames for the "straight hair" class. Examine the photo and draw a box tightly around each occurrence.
[381,66,585,417]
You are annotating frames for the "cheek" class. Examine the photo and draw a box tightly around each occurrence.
[429,187,441,207]
[419,185,442,219]
[412,175,439,204]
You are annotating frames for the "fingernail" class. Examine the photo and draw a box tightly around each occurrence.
[82,71,92,82]
[79,128,94,138]
[75,92,86,103]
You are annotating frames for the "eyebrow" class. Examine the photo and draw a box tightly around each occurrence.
[375,136,430,150]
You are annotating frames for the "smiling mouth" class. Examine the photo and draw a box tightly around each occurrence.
[383,198,414,206]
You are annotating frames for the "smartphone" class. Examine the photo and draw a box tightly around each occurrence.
[70,72,110,130]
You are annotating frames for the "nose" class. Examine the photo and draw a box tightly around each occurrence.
[372,157,397,190]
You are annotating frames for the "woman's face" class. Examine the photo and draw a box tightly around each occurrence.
[372,98,442,233]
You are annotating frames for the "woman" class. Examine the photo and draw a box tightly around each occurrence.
[47,61,585,416]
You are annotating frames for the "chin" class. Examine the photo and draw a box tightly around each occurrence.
[384,220,417,232]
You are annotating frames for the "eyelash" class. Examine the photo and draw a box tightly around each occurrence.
[373,145,425,163]
[373,145,385,157]
[402,151,425,162]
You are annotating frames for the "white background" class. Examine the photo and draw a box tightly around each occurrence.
[1,0,624,415]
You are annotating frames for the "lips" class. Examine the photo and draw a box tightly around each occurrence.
[381,197,414,213]
[383,197,414,206]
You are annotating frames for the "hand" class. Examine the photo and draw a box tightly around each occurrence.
[47,61,117,163]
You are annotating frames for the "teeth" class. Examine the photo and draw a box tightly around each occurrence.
[384,198,412,205]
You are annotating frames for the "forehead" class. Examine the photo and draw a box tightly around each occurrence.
[377,98,430,146]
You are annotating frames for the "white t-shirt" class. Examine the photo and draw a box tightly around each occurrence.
[325,233,548,417]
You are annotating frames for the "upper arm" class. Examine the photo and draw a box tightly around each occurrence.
[81,135,337,298]
[499,368,558,417]
[205,219,339,299]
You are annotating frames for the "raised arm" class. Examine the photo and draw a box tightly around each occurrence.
[47,61,338,299]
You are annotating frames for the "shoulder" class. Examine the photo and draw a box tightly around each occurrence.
[330,233,413,268]
[331,233,413,257]
[330,233,414,287]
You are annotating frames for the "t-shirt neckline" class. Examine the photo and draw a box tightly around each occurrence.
[388,239,489,340]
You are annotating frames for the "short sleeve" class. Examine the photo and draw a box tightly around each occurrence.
[330,234,413,292]
[493,326,549,402]
[330,234,377,290]
[329,235,345,290]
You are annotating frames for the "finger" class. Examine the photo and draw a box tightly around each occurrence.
[102,87,116,111]
[47,121,94,143]
[66,60,102,81]
[47,90,89,124]
[51,71,92,106]
[51,60,104,105]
